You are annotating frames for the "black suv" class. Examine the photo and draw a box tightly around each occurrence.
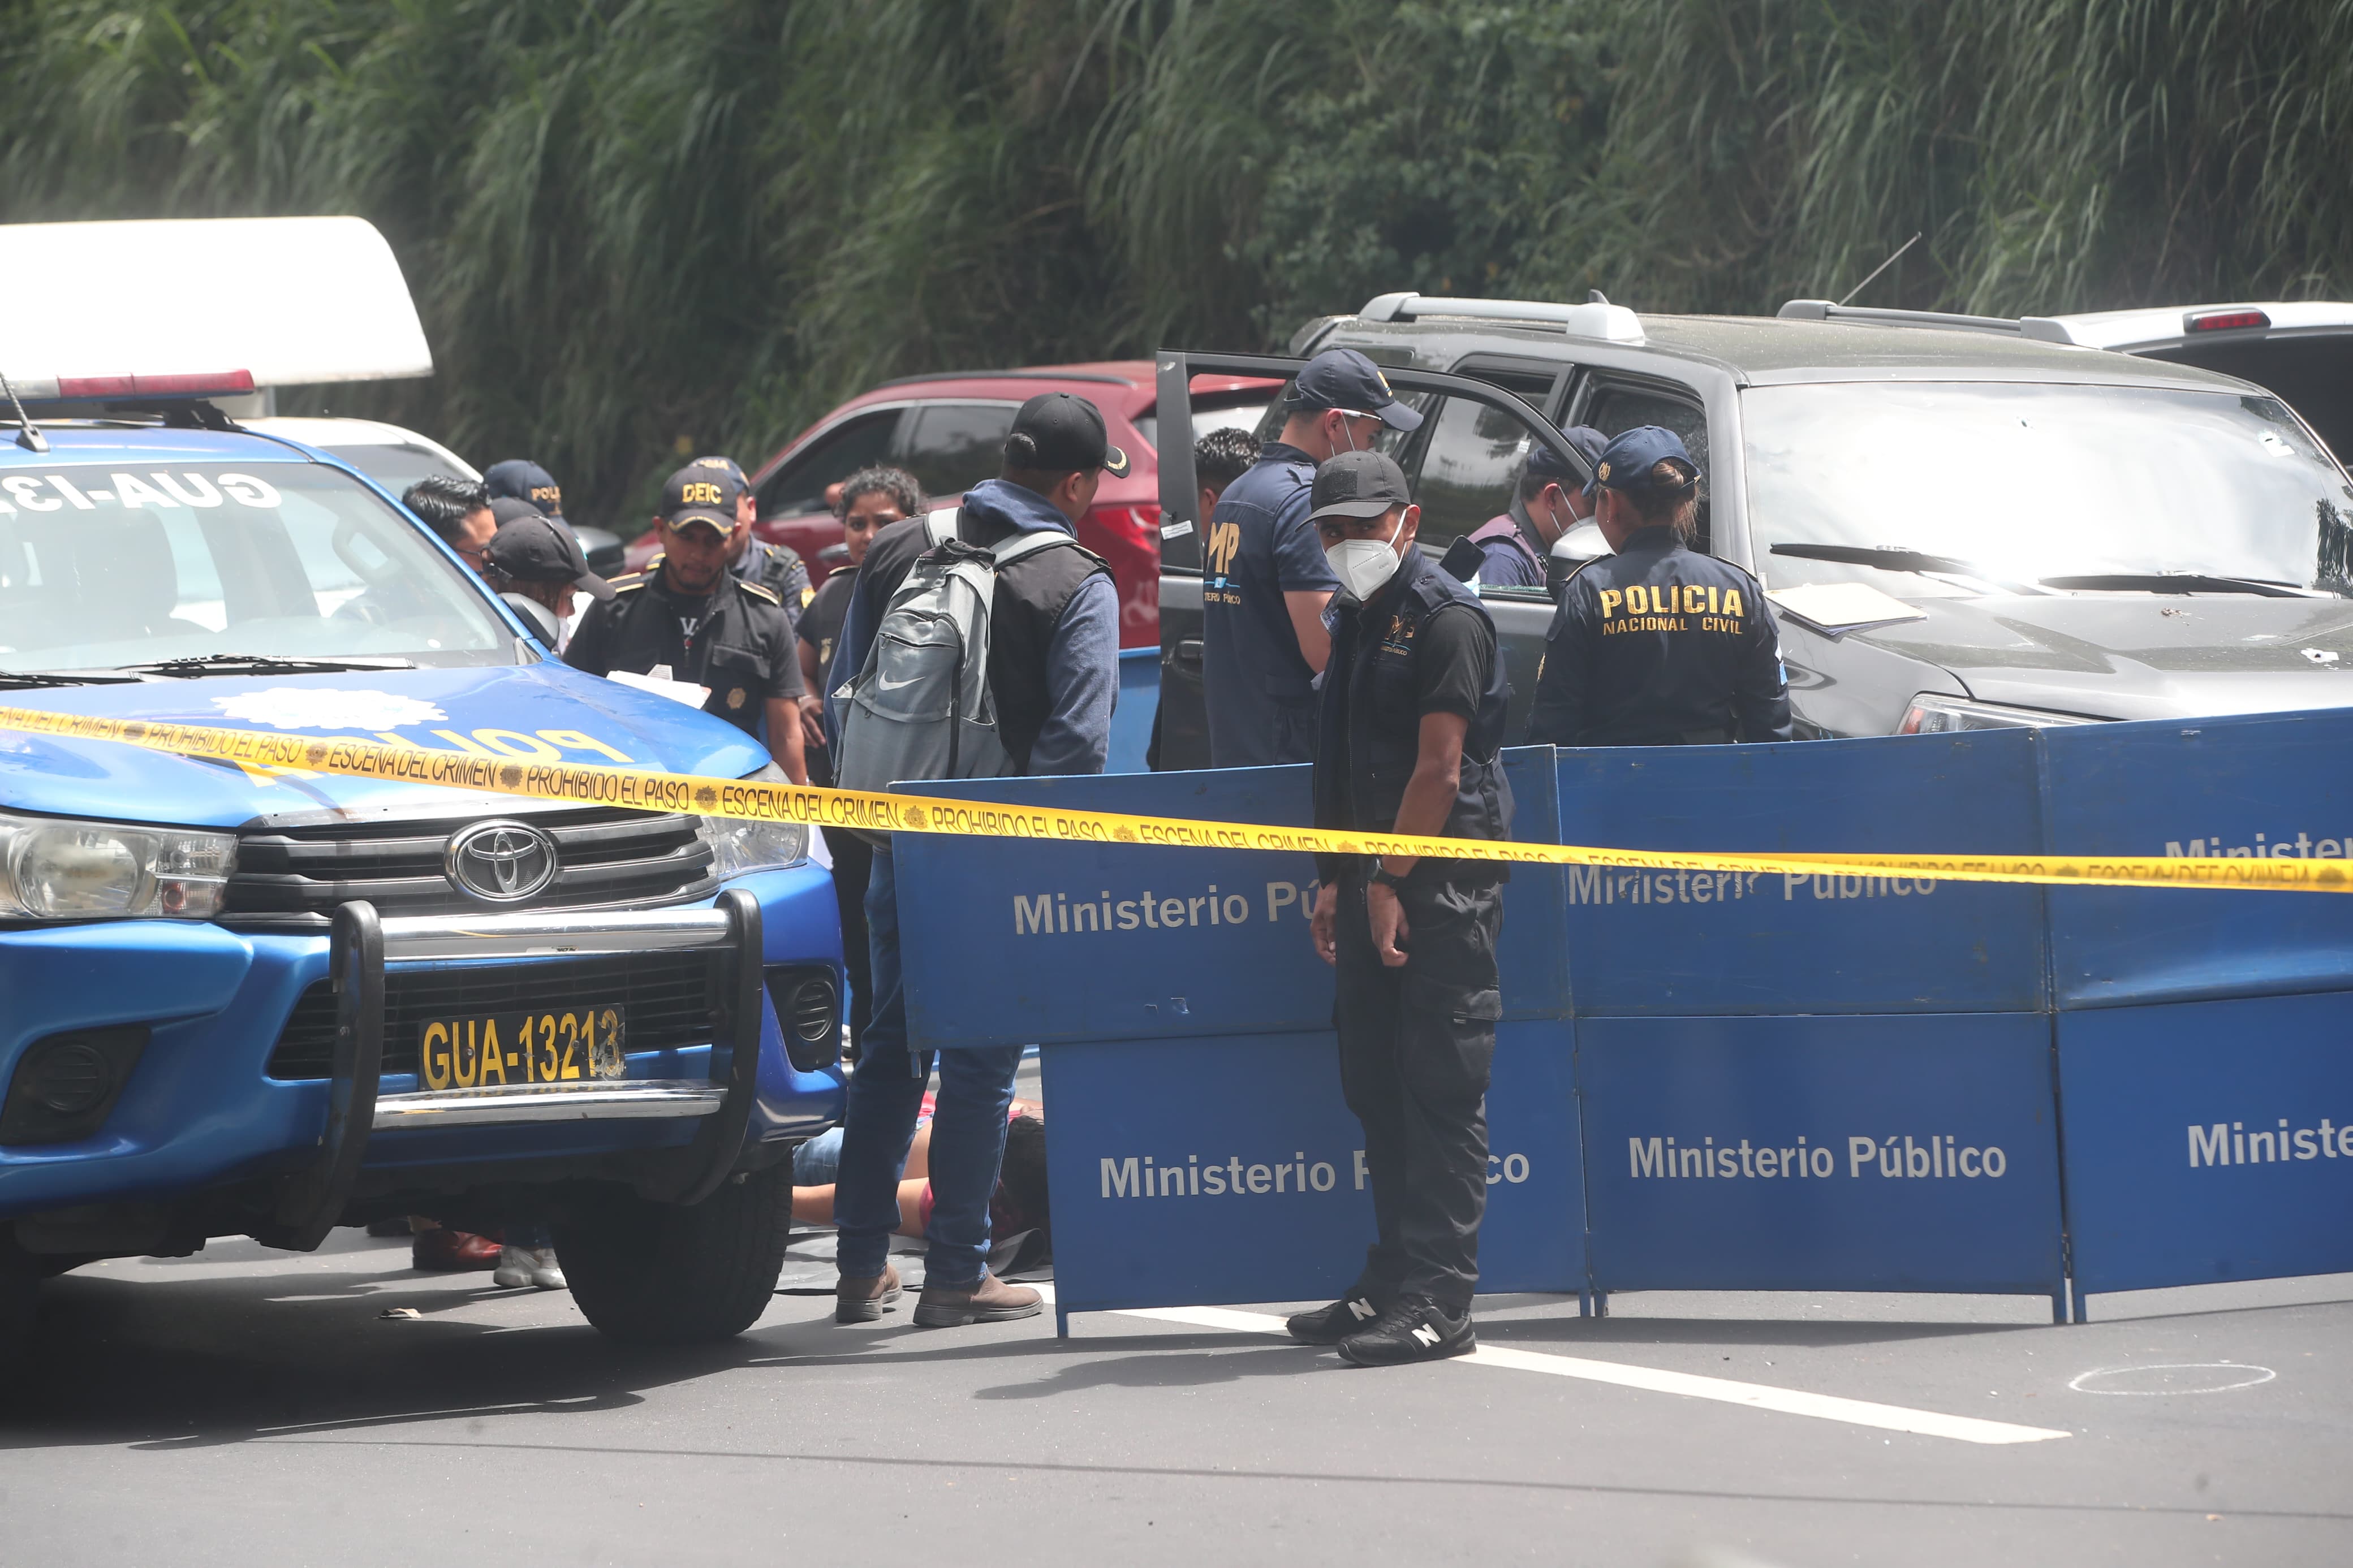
[1150,294,2353,766]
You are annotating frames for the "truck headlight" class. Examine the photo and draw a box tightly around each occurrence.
[697,819,810,878]
[0,811,236,919]
[1897,694,2100,735]
[696,762,809,876]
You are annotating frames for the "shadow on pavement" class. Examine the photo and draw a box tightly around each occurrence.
[1,1259,759,1451]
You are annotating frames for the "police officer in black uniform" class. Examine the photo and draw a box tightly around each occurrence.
[1524,426,1791,748]
[1287,450,1514,1368]
[565,464,808,781]
[641,456,815,629]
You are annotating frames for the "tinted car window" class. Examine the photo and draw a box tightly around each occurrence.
[1583,382,1712,473]
[1745,383,2353,593]
[899,403,1017,500]
[1132,397,1273,453]
[760,410,900,517]
[1253,383,1428,457]
[1582,381,1712,551]
[2141,335,2353,466]
[0,463,511,671]
[321,443,470,495]
[1407,395,1547,552]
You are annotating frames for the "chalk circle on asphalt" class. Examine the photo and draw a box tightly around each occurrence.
[2067,1363,2277,1396]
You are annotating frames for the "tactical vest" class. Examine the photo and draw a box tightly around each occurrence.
[1465,510,1543,581]
[1323,549,1514,862]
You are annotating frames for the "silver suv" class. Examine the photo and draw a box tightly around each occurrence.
[1152,294,2353,758]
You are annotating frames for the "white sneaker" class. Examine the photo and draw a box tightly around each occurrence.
[493,1245,567,1290]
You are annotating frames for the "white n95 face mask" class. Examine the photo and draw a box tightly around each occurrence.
[1325,509,1407,601]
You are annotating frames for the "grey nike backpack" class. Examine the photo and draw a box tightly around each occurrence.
[833,508,1080,805]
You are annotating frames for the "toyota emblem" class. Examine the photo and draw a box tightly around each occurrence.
[444,819,559,903]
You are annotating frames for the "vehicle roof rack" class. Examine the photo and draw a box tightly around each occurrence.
[1776,299,2078,344]
[1358,291,1644,344]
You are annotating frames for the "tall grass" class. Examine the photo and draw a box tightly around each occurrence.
[1,1,2343,522]
[1572,0,2353,314]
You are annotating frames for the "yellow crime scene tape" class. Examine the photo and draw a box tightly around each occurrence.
[1,704,2341,895]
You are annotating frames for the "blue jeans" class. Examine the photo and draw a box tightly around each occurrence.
[833,849,1025,1289]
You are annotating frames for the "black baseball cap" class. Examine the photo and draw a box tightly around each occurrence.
[1006,392,1130,478]
[687,455,752,507]
[1527,425,1607,484]
[484,459,563,517]
[1283,348,1424,432]
[485,512,614,601]
[1585,425,1699,498]
[659,464,740,534]
[487,496,543,530]
[1305,450,1412,524]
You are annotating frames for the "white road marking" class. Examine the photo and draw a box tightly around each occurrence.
[2068,1362,2276,1396]
[1041,1288,2071,1446]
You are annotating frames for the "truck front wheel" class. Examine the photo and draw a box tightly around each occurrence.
[558,1164,793,1345]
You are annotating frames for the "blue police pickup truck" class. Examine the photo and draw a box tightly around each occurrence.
[0,286,846,1373]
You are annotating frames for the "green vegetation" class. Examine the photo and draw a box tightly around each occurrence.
[3,0,2345,524]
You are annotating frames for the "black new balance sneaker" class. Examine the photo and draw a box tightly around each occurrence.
[1285,1291,1384,1345]
[1336,1295,1476,1367]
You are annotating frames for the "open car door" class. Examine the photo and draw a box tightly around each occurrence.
[1153,350,1591,771]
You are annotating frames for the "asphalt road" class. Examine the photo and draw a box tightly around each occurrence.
[3,1217,2348,1567]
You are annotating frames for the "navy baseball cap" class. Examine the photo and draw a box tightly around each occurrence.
[1527,425,1606,485]
[484,459,563,516]
[1305,450,1412,524]
[1585,426,1699,497]
[1006,392,1131,478]
[687,455,752,507]
[659,464,738,534]
[1283,348,1424,432]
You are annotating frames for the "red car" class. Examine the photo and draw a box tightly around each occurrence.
[627,362,1279,649]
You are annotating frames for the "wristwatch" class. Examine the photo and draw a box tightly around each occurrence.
[1369,863,1408,891]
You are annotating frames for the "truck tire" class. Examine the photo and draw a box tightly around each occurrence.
[0,1233,38,1389]
[558,1165,793,1346]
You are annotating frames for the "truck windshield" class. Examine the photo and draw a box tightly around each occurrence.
[1744,383,2353,597]
[0,462,516,672]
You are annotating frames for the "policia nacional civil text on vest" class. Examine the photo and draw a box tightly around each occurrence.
[1524,426,1791,748]
[1287,449,1513,1368]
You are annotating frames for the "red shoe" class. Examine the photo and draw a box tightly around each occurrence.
[411,1229,502,1271]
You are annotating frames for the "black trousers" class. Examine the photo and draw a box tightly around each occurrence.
[1332,870,1503,1312]
[822,825,875,1058]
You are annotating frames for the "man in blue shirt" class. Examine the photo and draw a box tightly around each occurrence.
[826,392,1122,1330]
[1201,349,1423,767]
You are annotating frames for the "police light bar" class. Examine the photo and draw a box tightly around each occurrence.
[8,370,257,403]
[2184,307,2271,334]
[0,217,432,392]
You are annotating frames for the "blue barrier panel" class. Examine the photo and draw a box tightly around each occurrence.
[2057,991,2353,1299]
[1040,1023,1582,1319]
[1557,731,2047,1016]
[2042,708,2353,1010]
[893,751,1579,1327]
[893,749,1567,1049]
[1577,1013,2065,1303]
